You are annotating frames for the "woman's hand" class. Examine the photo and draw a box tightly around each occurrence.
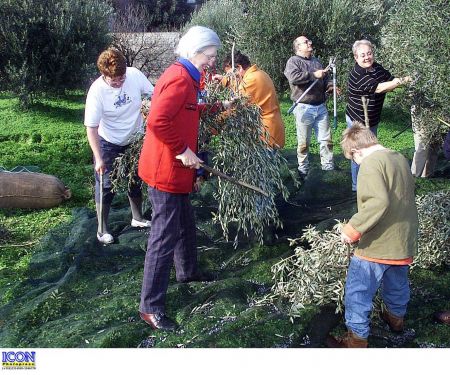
[175,147,204,169]
[94,158,106,174]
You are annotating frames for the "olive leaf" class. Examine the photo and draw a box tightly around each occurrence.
[199,75,297,246]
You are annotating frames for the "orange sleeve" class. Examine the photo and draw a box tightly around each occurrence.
[342,223,362,243]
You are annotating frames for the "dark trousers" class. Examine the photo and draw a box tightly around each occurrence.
[139,187,198,314]
[94,137,142,204]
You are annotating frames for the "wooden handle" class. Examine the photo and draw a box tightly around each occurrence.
[361,96,370,128]
[200,163,269,197]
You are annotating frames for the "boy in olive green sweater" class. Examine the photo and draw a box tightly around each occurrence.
[327,123,419,348]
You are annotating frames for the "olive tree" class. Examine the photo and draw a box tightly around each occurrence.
[381,0,450,144]
[185,0,245,59]
[187,0,393,91]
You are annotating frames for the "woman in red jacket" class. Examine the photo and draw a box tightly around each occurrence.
[138,26,221,331]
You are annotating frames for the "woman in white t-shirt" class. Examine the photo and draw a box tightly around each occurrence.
[84,48,154,244]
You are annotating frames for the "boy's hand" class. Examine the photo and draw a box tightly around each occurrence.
[341,223,361,244]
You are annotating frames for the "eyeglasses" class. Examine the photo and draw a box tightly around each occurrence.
[357,51,373,58]
[201,52,218,61]
[300,39,313,45]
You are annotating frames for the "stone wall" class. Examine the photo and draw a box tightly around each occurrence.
[113,32,180,84]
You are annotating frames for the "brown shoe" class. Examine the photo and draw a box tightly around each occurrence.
[434,311,450,325]
[381,308,404,333]
[325,330,368,348]
[139,312,177,331]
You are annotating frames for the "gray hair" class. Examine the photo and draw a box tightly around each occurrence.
[175,25,221,59]
[292,36,306,53]
[352,39,374,56]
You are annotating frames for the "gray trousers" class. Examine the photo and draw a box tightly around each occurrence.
[139,187,198,314]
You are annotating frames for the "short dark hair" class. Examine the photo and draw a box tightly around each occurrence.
[223,50,251,70]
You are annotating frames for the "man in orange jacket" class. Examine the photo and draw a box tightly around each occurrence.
[218,51,285,149]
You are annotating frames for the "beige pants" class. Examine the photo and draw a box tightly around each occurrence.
[411,131,439,177]
[410,108,439,178]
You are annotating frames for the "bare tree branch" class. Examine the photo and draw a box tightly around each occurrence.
[110,3,179,82]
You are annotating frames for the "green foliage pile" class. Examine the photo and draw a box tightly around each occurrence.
[265,190,450,316]
[188,0,393,91]
[413,191,450,269]
[110,133,144,193]
[260,223,349,314]
[381,0,450,144]
[200,77,296,245]
[111,78,296,245]
[110,98,149,193]
[0,0,112,107]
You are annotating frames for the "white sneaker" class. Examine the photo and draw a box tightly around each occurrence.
[131,218,151,228]
[97,232,114,244]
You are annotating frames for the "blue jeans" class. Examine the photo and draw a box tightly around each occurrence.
[344,256,410,339]
[345,115,377,191]
[294,103,333,174]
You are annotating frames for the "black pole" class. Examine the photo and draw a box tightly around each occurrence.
[392,123,412,139]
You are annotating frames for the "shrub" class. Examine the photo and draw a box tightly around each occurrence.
[381,0,450,144]
[186,0,244,54]
[0,0,112,107]
[187,0,393,91]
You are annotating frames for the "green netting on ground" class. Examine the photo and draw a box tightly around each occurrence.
[0,204,310,348]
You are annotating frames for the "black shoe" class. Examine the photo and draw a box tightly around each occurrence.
[139,312,178,331]
[178,271,216,283]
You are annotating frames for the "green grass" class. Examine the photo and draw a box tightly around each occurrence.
[0,92,93,205]
[0,92,93,295]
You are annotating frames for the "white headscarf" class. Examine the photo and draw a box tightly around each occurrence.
[175,26,221,59]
